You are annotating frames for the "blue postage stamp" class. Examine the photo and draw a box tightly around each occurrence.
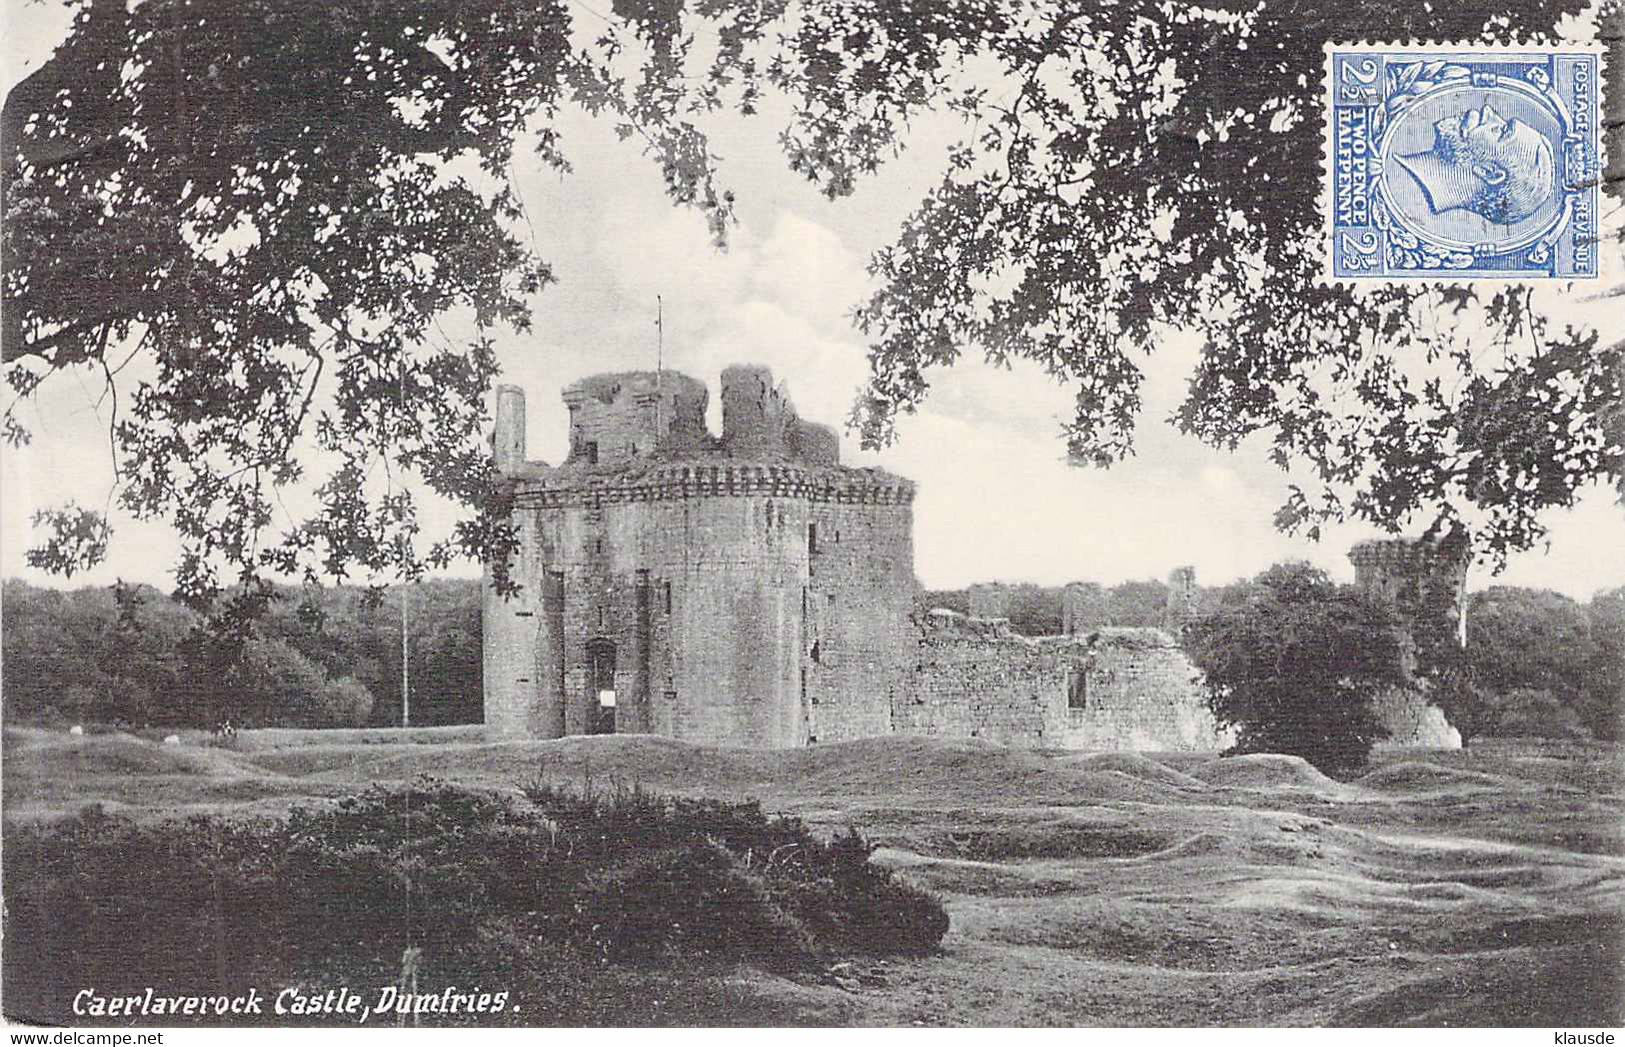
[1326,45,1602,281]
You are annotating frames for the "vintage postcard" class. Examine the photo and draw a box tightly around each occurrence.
[1,0,1621,1036]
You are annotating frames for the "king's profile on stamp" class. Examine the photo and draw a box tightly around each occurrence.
[1326,45,1601,280]
[1395,103,1557,225]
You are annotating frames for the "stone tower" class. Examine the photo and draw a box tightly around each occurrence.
[1347,532,1470,656]
[966,583,1011,619]
[1164,565,1198,628]
[483,367,916,748]
[1061,581,1109,635]
[1347,532,1471,749]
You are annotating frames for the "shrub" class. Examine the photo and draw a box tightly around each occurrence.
[2,778,948,1025]
[1184,562,1406,776]
[575,840,814,964]
[521,779,950,958]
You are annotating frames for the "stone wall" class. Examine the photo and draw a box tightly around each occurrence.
[895,613,1231,751]
[1370,687,1462,749]
[1061,582,1110,635]
[804,498,916,743]
[967,583,1011,619]
[1165,566,1198,626]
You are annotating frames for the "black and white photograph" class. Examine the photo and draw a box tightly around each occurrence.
[1,0,1621,1031]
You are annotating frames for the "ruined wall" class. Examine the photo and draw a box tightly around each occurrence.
[1370,688,1462,748]
[1061,582,1110,635]
[721,364,796,459]
[1165,566,1198,628]
[788,420,840,467]
[895,614,1230,751]
[967,583,1011,619]
[1060,628,1231,751]
[895,614,1055,745]
[562,371,710,465]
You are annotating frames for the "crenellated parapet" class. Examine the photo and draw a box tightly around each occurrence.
[508,461,914,509]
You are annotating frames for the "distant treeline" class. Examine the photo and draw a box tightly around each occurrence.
[2,578,482,729]
[4,576,1621,740]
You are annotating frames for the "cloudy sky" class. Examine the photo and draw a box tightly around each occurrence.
[3,3,1622,600]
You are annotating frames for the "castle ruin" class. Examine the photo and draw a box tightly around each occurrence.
[484,365,1456,753]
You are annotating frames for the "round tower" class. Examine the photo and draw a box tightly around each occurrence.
[485,366,915,748]
[1348,532,1470,750]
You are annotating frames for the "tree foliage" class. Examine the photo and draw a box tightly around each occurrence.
[4,0,1621,600]
[1183,562,1408,774]
[1429,585,1623,743]
[1584,586,1625,741]
[0,578,482,728]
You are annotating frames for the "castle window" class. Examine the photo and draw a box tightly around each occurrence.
[810,640,821,664]
[1067,669,1088,710]
[594,538,604,555]
[808,522,818,554]
[598,606,607,629]
[585,440,599,464]
[662,581,672,615]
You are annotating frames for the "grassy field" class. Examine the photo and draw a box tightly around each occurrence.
[3,726,1621,1026]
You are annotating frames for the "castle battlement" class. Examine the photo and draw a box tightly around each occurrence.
[507,461,915,509]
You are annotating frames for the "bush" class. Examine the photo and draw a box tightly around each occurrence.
[2,778,949,1025]
[521,779,949,959]
[577,840,814,964]
[1184,562,1407,776]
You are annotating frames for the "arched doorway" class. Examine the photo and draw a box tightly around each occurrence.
[586,638,616,735]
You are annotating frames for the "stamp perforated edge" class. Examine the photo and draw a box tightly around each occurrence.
[1317,39,1610,288]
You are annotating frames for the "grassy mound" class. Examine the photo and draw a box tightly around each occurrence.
[4,732,275,780]
[1,777,948,1026]
[1059,752,1210,790]
[1356,761,1509,792]
[1188,753,1352,795]
[235,724,489,751]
